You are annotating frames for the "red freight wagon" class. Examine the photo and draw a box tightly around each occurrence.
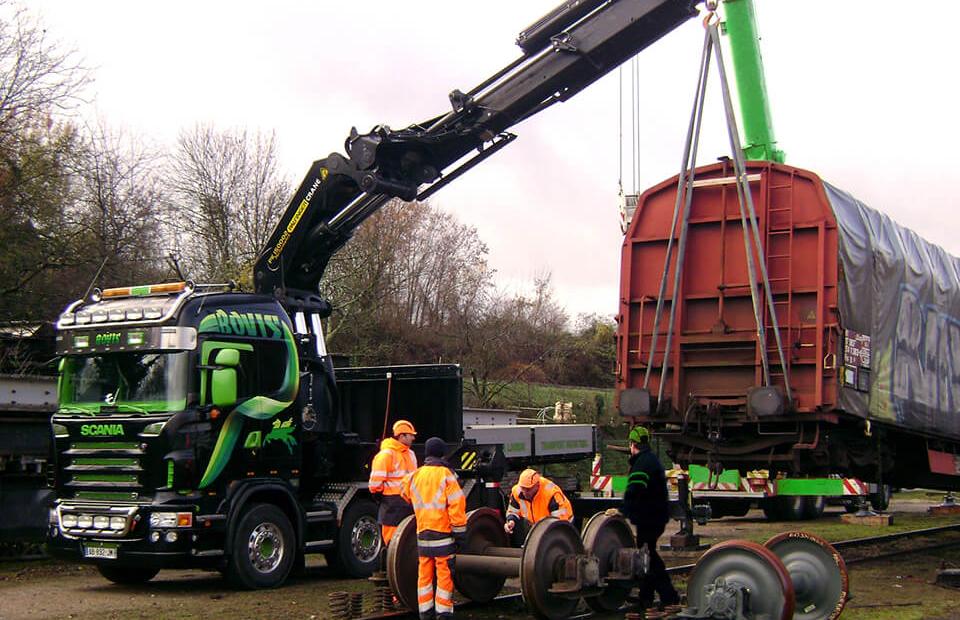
[617,160,960,491]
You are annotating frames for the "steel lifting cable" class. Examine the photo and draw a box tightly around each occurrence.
[642,25,713,395]
[706,15,792,397]
[643,6,792,401]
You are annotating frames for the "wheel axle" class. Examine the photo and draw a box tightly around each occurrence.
[387,508,649,620]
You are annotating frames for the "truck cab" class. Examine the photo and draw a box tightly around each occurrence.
[48,282,310,584]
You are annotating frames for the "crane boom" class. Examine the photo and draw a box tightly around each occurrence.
[253,0,699,302]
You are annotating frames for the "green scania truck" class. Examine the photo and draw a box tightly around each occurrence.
[48,280,476,587]
[46,0,698,589]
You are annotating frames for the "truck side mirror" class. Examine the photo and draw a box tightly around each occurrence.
[212,348,240,407]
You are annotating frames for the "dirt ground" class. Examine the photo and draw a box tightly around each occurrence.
[2,494,959,620]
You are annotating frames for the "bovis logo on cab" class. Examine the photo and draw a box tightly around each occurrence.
[80,424,125,437]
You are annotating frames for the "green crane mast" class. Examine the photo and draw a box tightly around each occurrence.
[721,0,785,163]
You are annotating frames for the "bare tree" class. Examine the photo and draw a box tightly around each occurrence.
[0,2,89,149]
[66,121,168,288]
[320,199,495,363]
[0,3,90,322]
[166,124,290,283]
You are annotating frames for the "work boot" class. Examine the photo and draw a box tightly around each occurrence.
[419,611,435,620]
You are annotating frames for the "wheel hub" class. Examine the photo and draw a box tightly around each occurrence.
[351,514,381,563]
[248,522,284,574]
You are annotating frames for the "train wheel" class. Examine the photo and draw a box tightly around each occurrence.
[581,512,637,613]
[685,539,795,620]
[386,514,419,612]
[764,531,849,620]
[520,517,583,620]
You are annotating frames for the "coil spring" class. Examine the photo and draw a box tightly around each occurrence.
[377,585,396,612]
[328,591,351,620]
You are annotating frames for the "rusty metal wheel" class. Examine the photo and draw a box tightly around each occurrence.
[519,517,583,620]
[764,531,849,620]
[385,514,418,611]
[685,539,795,620]
[581,511,637,613]
[453,508,509,603]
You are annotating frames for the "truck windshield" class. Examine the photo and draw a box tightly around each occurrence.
[59,351,189,414]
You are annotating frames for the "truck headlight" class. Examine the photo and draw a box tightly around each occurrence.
[52,423,69,438]
[141,422,166,437]
[93,516,110,529]
[110,516,126,530]
[61,513,78,528]
[150,512,177,528]
[77,515,93,529]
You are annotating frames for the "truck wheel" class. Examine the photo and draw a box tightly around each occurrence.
[710,499,752,519]
[762,496,811,521]
[760,498,783,521]
[325,498,381,578]
[226,503,295,589]
[97,564,159,584]
[870,485,892,511]
[801,496,826,520]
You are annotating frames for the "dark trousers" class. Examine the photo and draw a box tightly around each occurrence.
[637,523,680,606]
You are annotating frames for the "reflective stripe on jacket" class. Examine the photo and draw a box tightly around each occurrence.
[401,458,467,557]
[369,437,418,496]
[505,476,573,524]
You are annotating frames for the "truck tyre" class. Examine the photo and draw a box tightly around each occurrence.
[226,503,295,589]
[710,499,752,519]
[325,498,380,578]
[97,564,159,585]
[760,497,782,521]
[870,485,892,512]
[801,495,826,520]
[762,496,814,521]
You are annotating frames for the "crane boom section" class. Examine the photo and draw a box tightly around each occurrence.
[253,0,698,299]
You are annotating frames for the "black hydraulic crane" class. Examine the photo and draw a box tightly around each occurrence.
[253,0,698,306]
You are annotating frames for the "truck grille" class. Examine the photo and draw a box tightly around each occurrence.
[63,441,144,501]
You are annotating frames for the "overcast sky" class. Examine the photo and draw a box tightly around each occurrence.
[27,1,960,320]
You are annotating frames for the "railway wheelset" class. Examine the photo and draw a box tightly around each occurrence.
[386,509,849,620]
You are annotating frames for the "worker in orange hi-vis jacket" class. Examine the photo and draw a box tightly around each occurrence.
[401,437,466,620]
[369,420,418,551]
[503,468,573,537]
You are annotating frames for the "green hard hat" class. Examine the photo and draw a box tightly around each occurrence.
[628,425,651,443]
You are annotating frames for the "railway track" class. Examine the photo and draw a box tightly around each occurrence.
[354,522,960,620]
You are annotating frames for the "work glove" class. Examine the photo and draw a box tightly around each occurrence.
[604,508,621,517]
[504,519,516,534]
[453,530,467,553]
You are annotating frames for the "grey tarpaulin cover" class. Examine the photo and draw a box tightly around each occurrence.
[827,181,960,440]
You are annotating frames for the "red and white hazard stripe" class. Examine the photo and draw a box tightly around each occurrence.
[691,481,739,491]
[842,478,867,495]
[590,454,613,495]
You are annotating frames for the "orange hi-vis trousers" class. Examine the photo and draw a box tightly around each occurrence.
[382,524,398,546]
[417,555,454,618]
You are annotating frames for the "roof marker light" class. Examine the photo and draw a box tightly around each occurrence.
[101,282,188,299]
